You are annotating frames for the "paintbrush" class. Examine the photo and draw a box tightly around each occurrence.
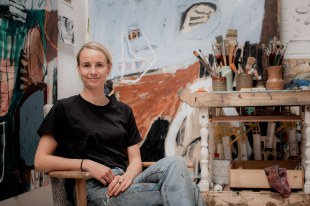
[226,29,238,66]
[245,57,256,74]
[199,49,212,69]
[256,48,263,77]
[215,35,223,45]
[215,35,224,66]
[242,41,250,70]
[233,48,242,73]
[212,44,220,67]
[278,43,288,65]
[230,63,238,74]
[226,29,238,40]
[193,50,216,77]
[228,39,237,66]
[199,49,214,77]
[208,54,214,68]
[223,38,230,66]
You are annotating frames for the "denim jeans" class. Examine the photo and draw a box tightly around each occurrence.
[86,156,205,206]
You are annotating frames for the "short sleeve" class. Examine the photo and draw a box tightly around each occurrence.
[126,107,142,146]
[37,101,66,143]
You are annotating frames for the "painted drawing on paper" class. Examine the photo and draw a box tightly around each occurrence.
[89,0,279,173]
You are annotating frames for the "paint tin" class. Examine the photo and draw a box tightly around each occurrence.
[212,76,226,91]
[236,73,253,90]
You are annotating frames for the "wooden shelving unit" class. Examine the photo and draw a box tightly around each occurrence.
[179,89,310,205]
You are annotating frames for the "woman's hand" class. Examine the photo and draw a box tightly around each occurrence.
[106,144,142,196]
[82,159,115,186]
[107,174,133,197]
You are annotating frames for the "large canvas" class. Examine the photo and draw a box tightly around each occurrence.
[89,0,279,166]
[0,0,58,201]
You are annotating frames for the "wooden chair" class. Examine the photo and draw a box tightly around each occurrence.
[43,104,193,206]
[48,162,156,206]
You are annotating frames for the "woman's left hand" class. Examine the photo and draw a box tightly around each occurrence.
[107,175,133,197]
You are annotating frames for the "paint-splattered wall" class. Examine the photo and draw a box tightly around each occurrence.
[0,0,57,201]
[89,0,280,164]
[281,0,310,84]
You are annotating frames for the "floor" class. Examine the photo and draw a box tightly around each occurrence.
[202,190,310,206]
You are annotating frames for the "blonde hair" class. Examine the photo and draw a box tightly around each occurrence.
[76,42,112,66]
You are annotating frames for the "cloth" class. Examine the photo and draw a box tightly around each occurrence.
[86,156,205,206]
[37,95,141,171]
[264,165,291,197]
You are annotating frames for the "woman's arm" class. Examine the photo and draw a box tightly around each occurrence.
[35,134,82,172]
[34,134,115,185]
[108,143,142,196]
[124,143,143,179]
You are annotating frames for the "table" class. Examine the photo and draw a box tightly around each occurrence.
[179,89,310,192]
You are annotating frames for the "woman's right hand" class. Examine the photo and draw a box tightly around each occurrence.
[82,159,115,186]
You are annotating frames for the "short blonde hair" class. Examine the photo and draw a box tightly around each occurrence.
[76,42,112,66]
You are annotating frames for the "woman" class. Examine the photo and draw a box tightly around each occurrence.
[34,42,205,206]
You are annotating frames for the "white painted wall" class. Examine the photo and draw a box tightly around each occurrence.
[57,0,88,99]
[280,0,310,59]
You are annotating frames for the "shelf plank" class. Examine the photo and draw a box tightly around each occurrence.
[211,115,302,122]
[179,89,310,108]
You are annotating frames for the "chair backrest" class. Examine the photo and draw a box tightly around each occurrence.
[43,104,72,206]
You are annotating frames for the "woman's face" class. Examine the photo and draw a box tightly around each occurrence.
[78,48,111,90]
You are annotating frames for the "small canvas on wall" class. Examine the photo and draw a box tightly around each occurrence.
[58,15,74,45]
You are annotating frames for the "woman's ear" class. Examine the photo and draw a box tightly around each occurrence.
[77,65,81,76]
[107,64,112,75]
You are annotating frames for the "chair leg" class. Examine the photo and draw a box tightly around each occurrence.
[75,179,87,206]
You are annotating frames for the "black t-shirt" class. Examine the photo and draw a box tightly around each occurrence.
[37,95,142,171]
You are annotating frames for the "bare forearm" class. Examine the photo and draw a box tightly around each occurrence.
[124,159,142,179]
[35,154,82,173]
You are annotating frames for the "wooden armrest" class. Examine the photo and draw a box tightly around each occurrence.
[142,161,194,168]
[142,162,155,167]
[48,161,193,179]
[48,170,92,180]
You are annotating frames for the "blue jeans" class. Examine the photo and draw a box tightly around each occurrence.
[86,156,205,206]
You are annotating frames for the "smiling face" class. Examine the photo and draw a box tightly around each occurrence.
[77,48,111,91]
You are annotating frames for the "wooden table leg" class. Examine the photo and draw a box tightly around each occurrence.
[198,108,210,191]
[303,106,310,193]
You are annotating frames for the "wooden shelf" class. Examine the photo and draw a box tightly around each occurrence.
[179,89,310,108]
[211,115,302,122]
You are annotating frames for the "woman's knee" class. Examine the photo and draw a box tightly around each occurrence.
[162,156,186,169]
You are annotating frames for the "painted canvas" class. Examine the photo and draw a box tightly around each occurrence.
[58,15,74,45]
[89,0,279,176]
[0,0,58,201]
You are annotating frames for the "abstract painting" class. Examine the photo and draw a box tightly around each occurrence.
[0,0,58,201]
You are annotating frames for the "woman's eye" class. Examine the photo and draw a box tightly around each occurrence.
[82,64,90,68]
[97,63,105,67]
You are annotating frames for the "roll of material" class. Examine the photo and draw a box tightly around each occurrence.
[253,134,262,160]
[266,122,276,149]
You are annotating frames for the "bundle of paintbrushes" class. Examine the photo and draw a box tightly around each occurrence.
[212,29,238,69]
[262,36,288,66]
[193,50,217,77]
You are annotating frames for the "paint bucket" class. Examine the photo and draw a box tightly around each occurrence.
[236,74,253,90]
[212,76,226,91]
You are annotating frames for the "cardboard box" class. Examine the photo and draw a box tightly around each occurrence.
[230,160,304,189]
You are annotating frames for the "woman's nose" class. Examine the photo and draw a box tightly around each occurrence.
[90,65,97,75]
